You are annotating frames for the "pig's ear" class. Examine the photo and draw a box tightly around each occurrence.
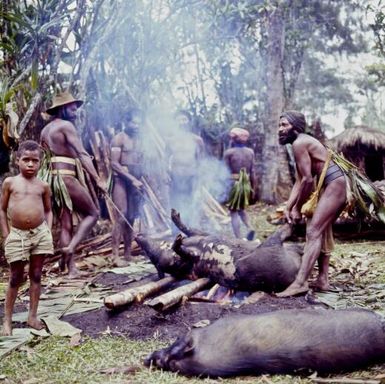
[183,337,195,355]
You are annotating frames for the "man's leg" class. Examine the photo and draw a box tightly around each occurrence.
[239,210,255,241]
[313,252,330,291]
[122,221,134,260]
[59,208,72,271]
[62,177,99,277]
[111,178,129,266]
[28,254,45,330]
[230,211,242,238]
[2,261,26,336]
[111,218,123,262]
[277,177,346,297]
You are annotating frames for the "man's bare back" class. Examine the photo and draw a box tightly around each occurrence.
[292,133,328,179]
[40,119,78,158]
[224,147,254,175]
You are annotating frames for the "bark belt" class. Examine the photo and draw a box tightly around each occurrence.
[51,156,77,165]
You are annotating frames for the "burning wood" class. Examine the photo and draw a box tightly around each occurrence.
[145,278,211,311]
[104,276,176,309]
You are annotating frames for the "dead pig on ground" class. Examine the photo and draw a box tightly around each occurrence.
[136,218,302,292]
[145,308,385,377]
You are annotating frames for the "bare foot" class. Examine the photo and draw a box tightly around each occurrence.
[112,257,130,267]
[1,321,12,336]
[60,246,73,272]
[310,280,331,292]
[276,283,309,298]
[67,267,87,279]
[27,317,45,331]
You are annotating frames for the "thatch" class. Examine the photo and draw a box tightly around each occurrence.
[328,126,385,153]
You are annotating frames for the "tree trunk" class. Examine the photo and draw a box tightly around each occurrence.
[261,3,292,204]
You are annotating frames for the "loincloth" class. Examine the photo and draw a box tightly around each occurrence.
[4,222,53,264]
[324,161,344,186]
[226,169,252,211]
[39,154,90,214]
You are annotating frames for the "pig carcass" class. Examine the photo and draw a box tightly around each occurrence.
[136,211,302,292]
[145,308,385,377]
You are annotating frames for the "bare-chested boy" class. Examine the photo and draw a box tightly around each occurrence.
[224,127,256,240]
[1,140,53,336]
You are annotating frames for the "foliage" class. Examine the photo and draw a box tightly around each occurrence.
[0,0,378,201]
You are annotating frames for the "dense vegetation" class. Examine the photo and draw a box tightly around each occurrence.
[0,0,384,201]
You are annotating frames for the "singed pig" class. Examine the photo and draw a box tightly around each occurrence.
[145,308,385,377]
[137,223,302,292]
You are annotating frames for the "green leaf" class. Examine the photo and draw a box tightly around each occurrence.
[31,58,39,90]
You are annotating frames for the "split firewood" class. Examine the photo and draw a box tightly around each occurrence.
[104,276,176,309]
[145,278,211,311]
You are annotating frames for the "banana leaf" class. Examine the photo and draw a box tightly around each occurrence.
[331,150,385,224]
[226,168,253,211]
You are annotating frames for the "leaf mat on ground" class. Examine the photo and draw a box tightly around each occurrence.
[0,328,48,358]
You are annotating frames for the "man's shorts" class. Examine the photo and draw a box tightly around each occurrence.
[4,222,54,264]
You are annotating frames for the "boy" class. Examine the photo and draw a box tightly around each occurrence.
[1,140,53,335]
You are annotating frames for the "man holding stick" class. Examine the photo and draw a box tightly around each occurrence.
[110,108,144,266]
[40,91,107,278]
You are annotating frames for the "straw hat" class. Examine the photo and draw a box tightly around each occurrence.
[229,127,250,143]
[46,91,83,115]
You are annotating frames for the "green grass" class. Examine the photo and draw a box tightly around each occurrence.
[0,335,313,384]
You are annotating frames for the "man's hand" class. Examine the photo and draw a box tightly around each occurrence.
[132,179,143,191]
[290,206,302,223]
[284,206,302,224]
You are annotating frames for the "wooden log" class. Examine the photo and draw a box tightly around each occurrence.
[104,276,176,309]
[145,278,211,311]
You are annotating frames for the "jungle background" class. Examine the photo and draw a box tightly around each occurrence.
[1,1,385,383]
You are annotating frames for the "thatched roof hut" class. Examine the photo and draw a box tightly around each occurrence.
[328,125,385,181]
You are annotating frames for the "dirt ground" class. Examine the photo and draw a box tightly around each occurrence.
[62,271,315,341]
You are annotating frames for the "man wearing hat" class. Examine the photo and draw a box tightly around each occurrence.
[40,91,107,278]
[223,126,257,240]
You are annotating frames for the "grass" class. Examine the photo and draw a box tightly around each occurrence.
[0,335,313,384]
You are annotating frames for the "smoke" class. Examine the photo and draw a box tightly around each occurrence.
[139,101,231,233]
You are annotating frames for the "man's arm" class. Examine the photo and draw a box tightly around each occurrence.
[291,141,314,211]
[195,135,205,160]
[0,179,11,239]
[63,123,107,192]
[223,150,231,170]
[42,183,53,230]
[248,149,256,199]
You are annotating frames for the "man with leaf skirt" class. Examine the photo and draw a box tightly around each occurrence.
[40,91,107,278]
[224,127,257,241]
[276,110,385,297]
